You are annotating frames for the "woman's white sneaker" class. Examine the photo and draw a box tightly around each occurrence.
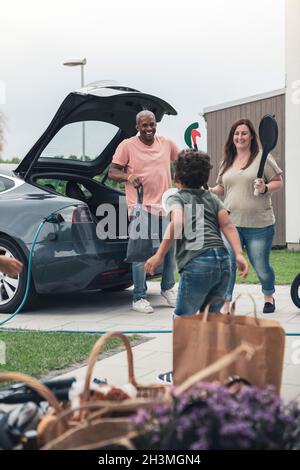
[132,298,154,313]
[161,288,176,307]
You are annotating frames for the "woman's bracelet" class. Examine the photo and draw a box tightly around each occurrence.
[127,174,134,183]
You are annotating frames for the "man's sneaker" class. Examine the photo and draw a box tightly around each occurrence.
[157,371,173,385]
[161,289,176,308]
[132,298,154,313]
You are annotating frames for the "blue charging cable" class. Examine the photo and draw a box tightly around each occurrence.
[0,213,299,336]
[0,215,55,327]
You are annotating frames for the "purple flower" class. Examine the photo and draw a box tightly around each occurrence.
[130,383,300,450]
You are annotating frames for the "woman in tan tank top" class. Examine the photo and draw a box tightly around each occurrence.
[211,118,283,314]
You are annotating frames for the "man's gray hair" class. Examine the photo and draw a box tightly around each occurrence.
[136,110,156,124]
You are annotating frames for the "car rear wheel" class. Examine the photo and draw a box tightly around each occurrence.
[0,236,35,314]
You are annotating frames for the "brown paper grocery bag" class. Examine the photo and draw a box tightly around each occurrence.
[173,294,285,394]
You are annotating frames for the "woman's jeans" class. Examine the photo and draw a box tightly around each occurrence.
[132,215,176,302]
[224,224,276,301]
[174,248,231,316]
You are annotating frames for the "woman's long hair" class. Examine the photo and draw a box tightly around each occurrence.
[219,118,259,176]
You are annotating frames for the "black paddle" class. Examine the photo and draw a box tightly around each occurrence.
[254,114,278,195]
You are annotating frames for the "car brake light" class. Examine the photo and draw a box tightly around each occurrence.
[101,269,129,276]
[55,205,94,223]
[72,206,93,223]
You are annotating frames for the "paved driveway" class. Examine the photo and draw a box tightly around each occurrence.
[1,282,300,402]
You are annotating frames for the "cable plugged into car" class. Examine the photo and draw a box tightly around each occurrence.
[0,209,299,337]
[0,208,74,328]
[44,214,61,224]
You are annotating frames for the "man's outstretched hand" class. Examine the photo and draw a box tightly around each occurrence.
[144,254,163,276]
[128,174,142,188]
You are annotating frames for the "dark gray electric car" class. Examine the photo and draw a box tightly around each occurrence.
[0,81,177,312]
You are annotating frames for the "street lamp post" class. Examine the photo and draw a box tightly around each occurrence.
[63,58,87,161]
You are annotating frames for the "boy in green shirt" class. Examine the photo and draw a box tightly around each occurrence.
[144,149,248,383]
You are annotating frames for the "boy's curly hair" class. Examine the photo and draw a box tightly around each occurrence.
[174,149,213,188]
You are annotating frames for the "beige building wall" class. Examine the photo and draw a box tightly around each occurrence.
[203,91,286,247]
[285,0,300,249]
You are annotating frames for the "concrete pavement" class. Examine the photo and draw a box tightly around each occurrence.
[2,282,300,402]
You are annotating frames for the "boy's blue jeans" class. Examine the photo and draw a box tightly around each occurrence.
[174,248,230,316]
[223,224,275,302]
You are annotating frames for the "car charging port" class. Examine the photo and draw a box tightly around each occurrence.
[45,213,61,224]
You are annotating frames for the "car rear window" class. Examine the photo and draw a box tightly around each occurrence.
[39,120,119,162]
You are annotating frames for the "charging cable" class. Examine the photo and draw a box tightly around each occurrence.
[0,212,299,337]
[0,214,58,327]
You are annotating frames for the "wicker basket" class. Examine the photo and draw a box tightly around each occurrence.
[41,341,255,450]
[42,417,136,450]
[38,332,170,445]
[81,331,170,406]
[0,371,62,412]
[0,371,67,448]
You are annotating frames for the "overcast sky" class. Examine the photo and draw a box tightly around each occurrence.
[0,0,285,159]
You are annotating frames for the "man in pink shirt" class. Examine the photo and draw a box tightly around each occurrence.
[108,110,179,313]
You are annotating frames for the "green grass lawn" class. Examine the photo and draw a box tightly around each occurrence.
[236,249,300,285]
[0,331,138,384]
[153,249,300,285]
